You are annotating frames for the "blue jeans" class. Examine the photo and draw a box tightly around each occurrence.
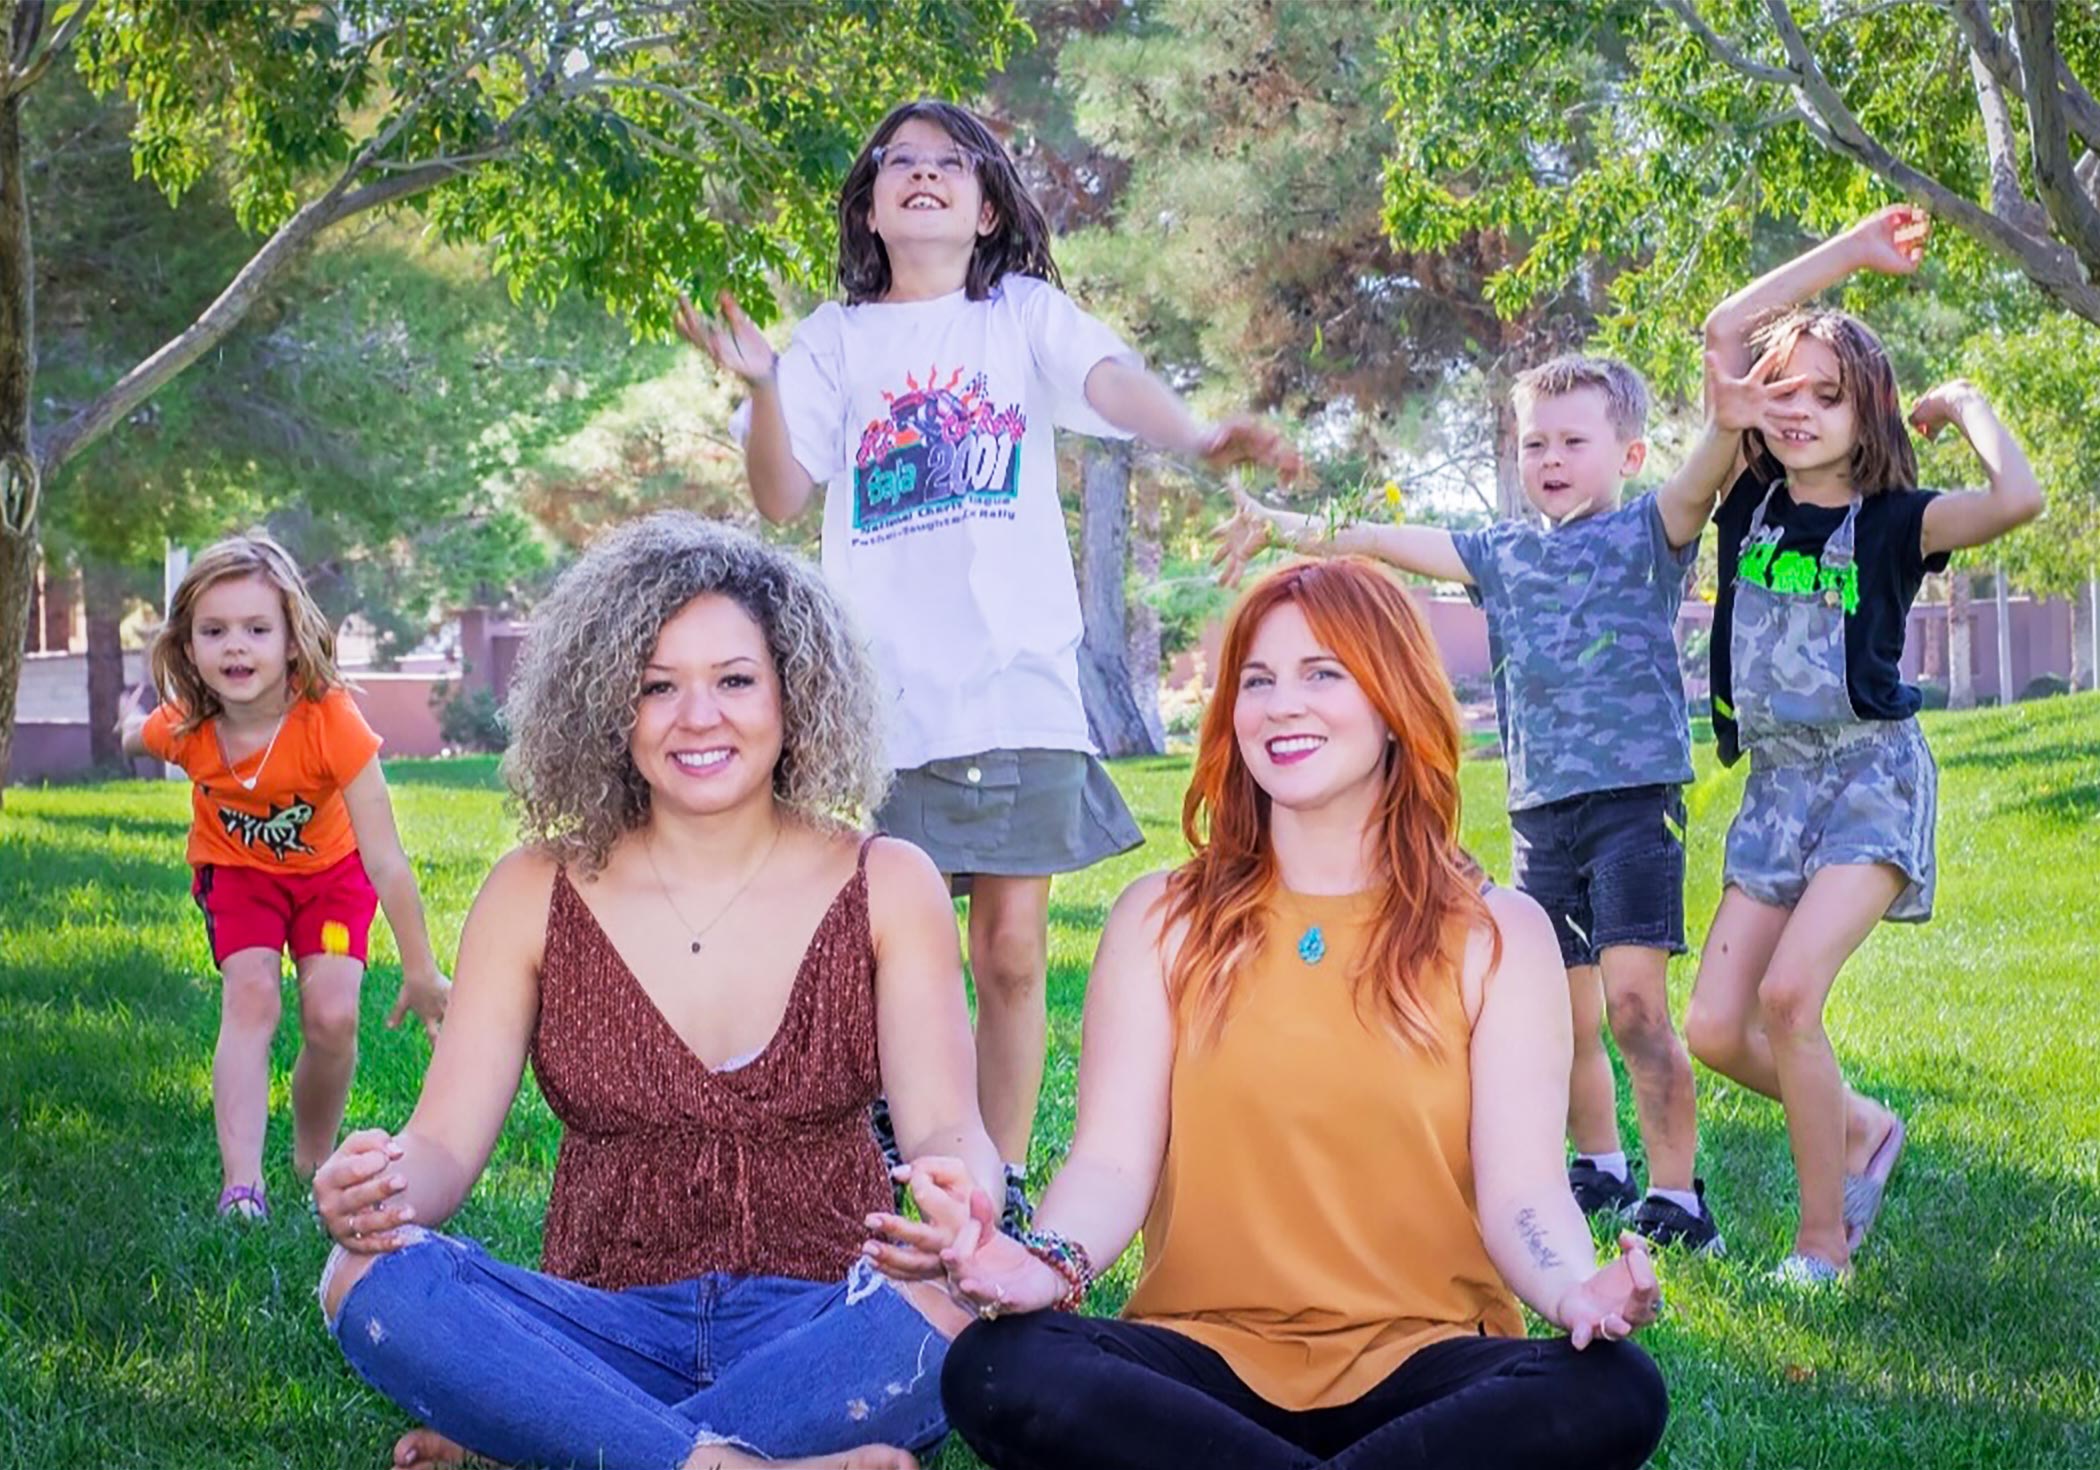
[324,1231,949,1469]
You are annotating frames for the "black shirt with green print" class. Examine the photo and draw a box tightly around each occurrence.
[1710,468,1950,766]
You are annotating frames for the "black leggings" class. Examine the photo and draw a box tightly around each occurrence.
[941,1312,1667,1470]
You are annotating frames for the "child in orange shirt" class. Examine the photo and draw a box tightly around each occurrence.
[121,532,450,1221]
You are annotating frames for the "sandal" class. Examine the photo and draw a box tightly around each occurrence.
[1771,1252,1847,1289]
[1842,1113,1905,1253]
[217,1183,269,1221]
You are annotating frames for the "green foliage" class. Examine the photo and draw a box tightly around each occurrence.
[6,700,2100,1465]
[71,1,1026,333]
[1382,1,2100,580]
[434,684,508,752]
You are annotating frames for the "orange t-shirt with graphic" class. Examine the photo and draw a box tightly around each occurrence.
[141,687,383,874]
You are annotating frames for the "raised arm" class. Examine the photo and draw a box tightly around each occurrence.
[1213,484,1471,587]
[1703,205,1929,374]
[1654,348,1813,547]
[1083,359,1303,482]
[341,758,451,1039]
[867,837,1003,1201]
[676,291,819,524]
[1468,888,1660,1347]
[1913,381,2046,555]
[312,848,548,1250]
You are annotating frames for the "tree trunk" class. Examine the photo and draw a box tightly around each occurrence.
[2078,572,2099,693]
[83,555,126,766]
[0,89,38,801]
[1491,380,1526,522]
[1948,571,1976,710]
[40,548,70,649]
[1074,438,1159,758]
[1126,468,1165,750]
[1994,563,2015,703]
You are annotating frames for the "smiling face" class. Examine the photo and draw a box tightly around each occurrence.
[1231,600,1390,815]
[1757,334,1859,480]
[1517,385,1646,521]
[630,593,785,820]
[866,116,996,259]
[186,574,291,712]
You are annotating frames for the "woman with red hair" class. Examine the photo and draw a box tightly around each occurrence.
[868,557,1668,1468]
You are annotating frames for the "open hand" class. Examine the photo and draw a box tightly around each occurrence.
[1555,1232,1661,1350]
[1198,417,1303,483]
[1209,482,1285,588]
[387,971,451,1043]
[864,1156,978,1283]
[1846,203,1930,276]
[1707,345,1809,434]
[938,1184,1066,1318]
[314,1128,416,1252]
[1907,378,1987,441]
[675,290,778,383]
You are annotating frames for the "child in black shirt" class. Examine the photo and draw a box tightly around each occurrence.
[1686,205,2044,1287]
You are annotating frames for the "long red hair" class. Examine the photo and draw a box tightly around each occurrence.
[1160,558,1496,1050]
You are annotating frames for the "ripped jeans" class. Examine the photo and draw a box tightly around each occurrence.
[324,1231,948,1469]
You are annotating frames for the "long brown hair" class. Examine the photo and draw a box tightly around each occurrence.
[1744,307,1918,496]
[836,99,1059,305]
[150,531,343,736]
[1159,559,1498,1050]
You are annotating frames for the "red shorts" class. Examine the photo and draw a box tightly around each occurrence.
[190,851,379,967]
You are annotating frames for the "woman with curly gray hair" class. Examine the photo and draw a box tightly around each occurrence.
[310,513,1001,1470]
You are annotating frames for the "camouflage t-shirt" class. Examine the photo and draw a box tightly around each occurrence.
[1453,492,1696,811]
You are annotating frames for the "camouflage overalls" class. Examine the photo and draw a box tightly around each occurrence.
[1722,485,1936,921]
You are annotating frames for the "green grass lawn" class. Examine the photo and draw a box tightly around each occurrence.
[4,696,2097,1468]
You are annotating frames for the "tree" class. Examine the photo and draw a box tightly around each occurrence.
[1385,1,2100,619]
[0,0,1022,796]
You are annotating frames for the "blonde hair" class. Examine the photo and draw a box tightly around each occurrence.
[1513,355,1650,441]
[150,531,343,736]
[502,513,889,872]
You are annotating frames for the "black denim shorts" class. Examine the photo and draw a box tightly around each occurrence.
[1509,784,1688,969]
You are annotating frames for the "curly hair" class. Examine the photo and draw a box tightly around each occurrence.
[151,530,345,736]
[502,513,889,871]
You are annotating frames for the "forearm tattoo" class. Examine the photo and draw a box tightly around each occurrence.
[1515,1207,1564,1271]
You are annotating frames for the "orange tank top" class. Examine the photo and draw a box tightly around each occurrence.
[1124,886,1523,1410]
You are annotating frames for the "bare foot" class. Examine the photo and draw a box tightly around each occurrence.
[392,1427,480,1466]
[1843,1094,1899,1175]
[683,1444,918,1470]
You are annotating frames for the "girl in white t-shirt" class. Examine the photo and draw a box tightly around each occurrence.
[678,99,1298,1226]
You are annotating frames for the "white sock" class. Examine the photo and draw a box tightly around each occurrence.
[1647,1185,1703,1216]
[1576,1150,1629,1182]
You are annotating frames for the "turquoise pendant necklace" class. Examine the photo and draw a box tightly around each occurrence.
[1297,924,1326,965]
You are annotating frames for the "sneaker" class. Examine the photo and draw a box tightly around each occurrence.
[999,1164,1034,1237]
[1630,1180,1725,1255]
[1567,1157,1640,1217]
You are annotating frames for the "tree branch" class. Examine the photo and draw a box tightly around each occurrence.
[1757,0,2100,320]
[2010,1,2100,276]
[2,0,96,100]
[1967,42,2049,232]
[1662,0,1796,87]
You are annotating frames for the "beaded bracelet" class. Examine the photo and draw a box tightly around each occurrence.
[1018,1228,1095,1313]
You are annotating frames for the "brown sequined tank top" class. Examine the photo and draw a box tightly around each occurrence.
[530,838,888,1291]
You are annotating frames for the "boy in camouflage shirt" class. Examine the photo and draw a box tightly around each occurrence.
[1220,354,1788,1253]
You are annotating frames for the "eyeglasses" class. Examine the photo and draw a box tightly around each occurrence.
[872,144,979,177]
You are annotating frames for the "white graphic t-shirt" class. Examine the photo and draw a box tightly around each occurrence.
[772,275,1138,771]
